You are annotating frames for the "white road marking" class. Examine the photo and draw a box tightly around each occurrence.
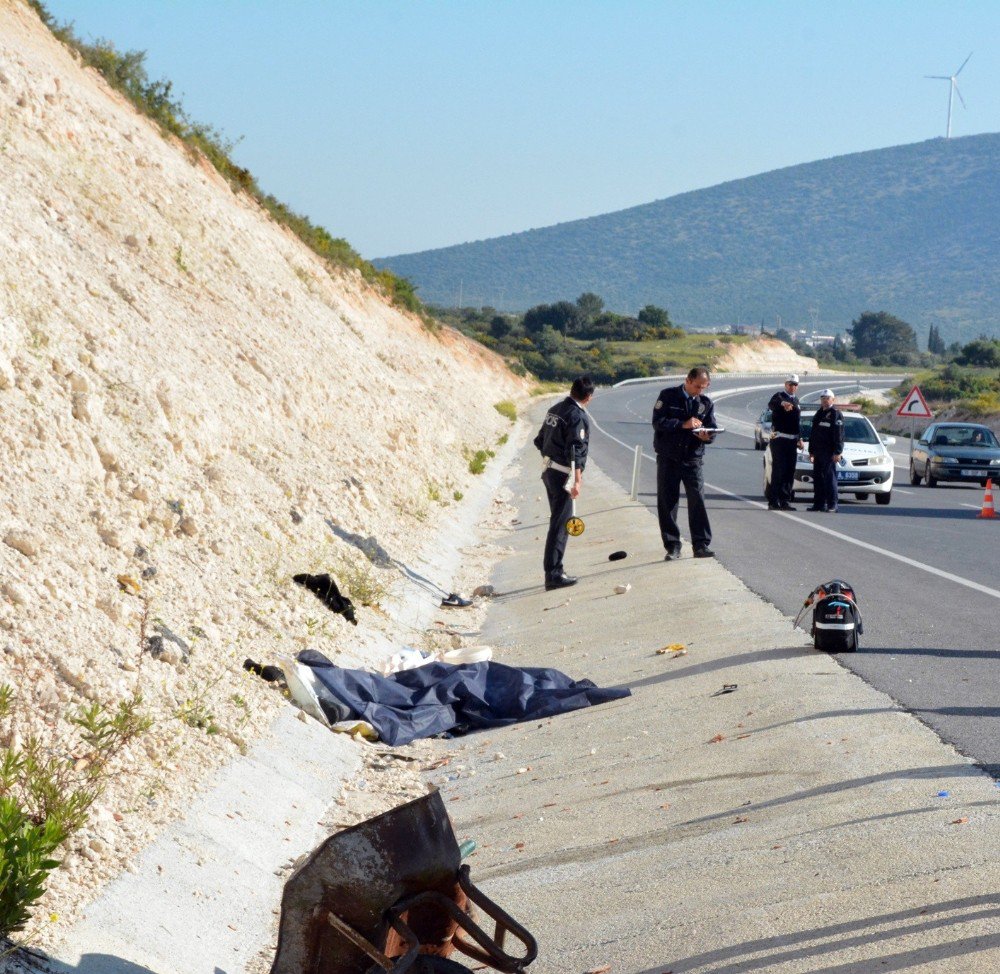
[589,411,1000,602]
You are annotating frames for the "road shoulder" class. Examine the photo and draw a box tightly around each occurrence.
[423,440,1000,973]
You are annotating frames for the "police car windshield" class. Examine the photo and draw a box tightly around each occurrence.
[801,414,879,445]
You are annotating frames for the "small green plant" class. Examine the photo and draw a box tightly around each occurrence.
[176,699,219,735]
[175,673,223,736]
[497,433,509,447]
[453,490,464,501]
[336,557,388,608]
[0,686,149,941]
[850,396,877,414]
[493,400,517,422]
[426,482,442,502]
[174,245,188,273]
[229,694,252,730]
[466,448,495,475]
[0,796,65,943]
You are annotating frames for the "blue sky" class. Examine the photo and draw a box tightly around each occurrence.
[44,1,1000,259]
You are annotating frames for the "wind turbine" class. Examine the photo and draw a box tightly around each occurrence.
[926,53,972,139]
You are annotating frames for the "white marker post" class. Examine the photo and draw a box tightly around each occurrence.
[629,444,642,501]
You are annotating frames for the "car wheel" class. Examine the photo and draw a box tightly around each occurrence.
[875,491,891,506]
[909,463,921,486]
[926,470,938,487]
[855,492,869,501]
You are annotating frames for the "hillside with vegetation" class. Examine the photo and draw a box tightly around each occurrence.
[378,134,1000,346]
[434,293,814,383]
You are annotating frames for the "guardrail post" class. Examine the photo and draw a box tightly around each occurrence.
[630,444,642,501]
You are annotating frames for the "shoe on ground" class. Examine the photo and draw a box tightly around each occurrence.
[664,547,682,561]
[544,573,578,591]
[825,507,839,513]
[693,547,715,558]
[767,504,781,510]
[441,593,472,608]
[780,504,797,511]
[806,506,824,512]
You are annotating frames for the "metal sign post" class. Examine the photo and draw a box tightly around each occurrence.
[896,384,932,459]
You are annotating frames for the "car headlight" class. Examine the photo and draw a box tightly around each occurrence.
[873,453,892,465]
[940,457,959,464]
[990,459,1000,466]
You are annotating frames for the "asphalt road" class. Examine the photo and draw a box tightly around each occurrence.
[588,372,1000,776]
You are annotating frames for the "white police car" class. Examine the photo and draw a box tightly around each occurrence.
[763,408,896,504]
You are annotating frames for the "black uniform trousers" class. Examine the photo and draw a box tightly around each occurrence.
[542,467,573,578]
[812,455,839,511]
[656,454,711,550]
[768,438,798,506]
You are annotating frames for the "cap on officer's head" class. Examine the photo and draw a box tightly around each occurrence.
[820,388,835,399]
[785,374,800,385]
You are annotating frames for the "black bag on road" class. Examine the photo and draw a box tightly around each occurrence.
[809,579,863,653]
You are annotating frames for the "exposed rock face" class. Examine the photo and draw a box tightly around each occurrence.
[0,0,522,931]
[714,337,818,373]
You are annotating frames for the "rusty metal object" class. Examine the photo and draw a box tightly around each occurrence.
[270,790,536,974]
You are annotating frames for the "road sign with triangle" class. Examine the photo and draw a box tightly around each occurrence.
[896,385,932,419]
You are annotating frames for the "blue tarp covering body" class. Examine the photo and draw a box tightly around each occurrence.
[298,650,631,746]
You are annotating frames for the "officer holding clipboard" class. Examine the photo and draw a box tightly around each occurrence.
[652,366,719,560]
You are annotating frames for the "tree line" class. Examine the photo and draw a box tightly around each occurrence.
[430,293,682,383]
[779,310,1000,370]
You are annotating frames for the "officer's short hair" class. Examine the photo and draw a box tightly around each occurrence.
[571,375,595,401]
[687,366,710,382]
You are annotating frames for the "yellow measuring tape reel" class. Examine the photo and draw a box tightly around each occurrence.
[565,460,585,535]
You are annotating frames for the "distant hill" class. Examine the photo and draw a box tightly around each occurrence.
[376,135,1000,345]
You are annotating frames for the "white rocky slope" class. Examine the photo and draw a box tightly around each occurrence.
[0,0,522,935]
[714,335,818,373]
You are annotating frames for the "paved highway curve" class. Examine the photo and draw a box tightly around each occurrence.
[588,372,1000,777]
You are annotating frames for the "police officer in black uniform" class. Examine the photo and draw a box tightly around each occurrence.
[533,375,594,590]
[807,389,845,512]
[652,366,717,559]
[766,374,803,510]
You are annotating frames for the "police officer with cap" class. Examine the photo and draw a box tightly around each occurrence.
[652,366,717,559]
[808,389,845,512]
[766,374,804,510]
[533,375,594,590]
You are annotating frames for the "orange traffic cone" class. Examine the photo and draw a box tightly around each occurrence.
[978,478,996,519]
